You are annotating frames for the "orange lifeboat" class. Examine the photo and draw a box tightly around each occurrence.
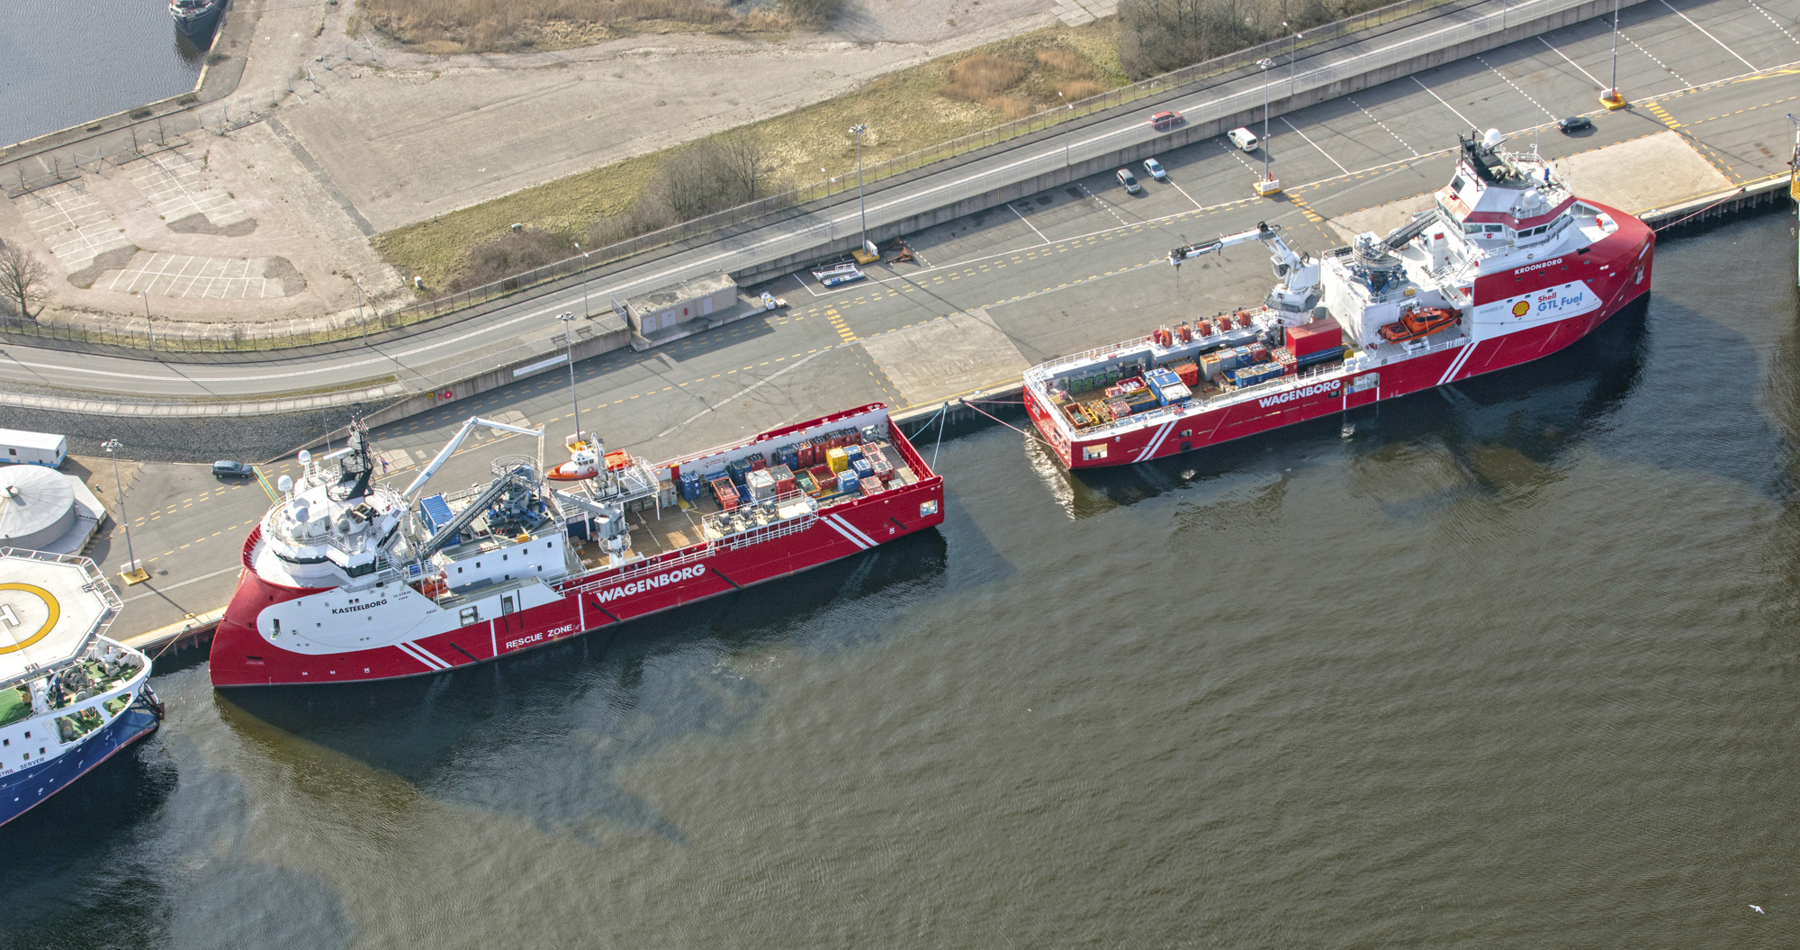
[1378,306,1460,343]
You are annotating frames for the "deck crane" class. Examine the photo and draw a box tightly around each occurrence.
[1167,222,1323,325]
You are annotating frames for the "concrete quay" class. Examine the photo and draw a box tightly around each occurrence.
[48,0,1800,647]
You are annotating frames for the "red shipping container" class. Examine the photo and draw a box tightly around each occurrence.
[860,477,883,495]
[711,478,738,511]
[1286,319,1342,359]
[845,428,862,445]
[809,464,836,491]
[799,440,816,468]
[1271,347,1298,375]
[1170,360,1199,388]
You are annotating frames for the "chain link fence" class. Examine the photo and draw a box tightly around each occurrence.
[1,0,1612,354]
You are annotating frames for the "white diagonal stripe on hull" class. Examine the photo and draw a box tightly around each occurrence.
[828,513,878,548]
[396,641,449,670]
[1134,422,1174,462]
[820,515,870,549]
[1438,341,1475,386]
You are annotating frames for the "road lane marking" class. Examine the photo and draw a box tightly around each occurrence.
[1348,96,1418,157]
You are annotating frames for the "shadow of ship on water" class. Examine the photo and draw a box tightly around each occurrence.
[215,529,949,841]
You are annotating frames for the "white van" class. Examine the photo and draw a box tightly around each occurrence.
[1228,127,1259,152]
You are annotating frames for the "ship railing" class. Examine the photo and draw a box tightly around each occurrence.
[558,540,719,597]
[1344,332,1467,372]
[1026,311,1280,382]
[702,489,818,541]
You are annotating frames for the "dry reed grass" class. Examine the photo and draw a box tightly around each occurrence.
[1035,49,1093,78]
[941,55,1029,102]
[1055,79,1109,101]
[984,96,1034,120]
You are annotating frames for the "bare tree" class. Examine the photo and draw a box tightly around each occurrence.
[0,242,51,320]
[643,130,776,224]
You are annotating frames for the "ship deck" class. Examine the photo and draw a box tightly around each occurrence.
[571,440,923,569]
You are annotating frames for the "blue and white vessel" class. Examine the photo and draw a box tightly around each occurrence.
[169,0,225,40]
[0,549,161,828]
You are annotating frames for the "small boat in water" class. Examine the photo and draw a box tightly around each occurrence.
[170,0,225,39]
[0,549,162,828]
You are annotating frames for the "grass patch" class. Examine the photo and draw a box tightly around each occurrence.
[375,20,1130,290]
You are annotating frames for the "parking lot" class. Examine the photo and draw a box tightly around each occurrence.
[104,0,1800,638]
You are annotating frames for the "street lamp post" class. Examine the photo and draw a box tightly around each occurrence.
[355,277,366,342]
[849,123,869,252]
[1259,58,1275,186]
[1059,91,1070,166]
[102,439,142,584]
[1604,0,1624,107]
[576,243,590,318]
[1285,25,1303,97]
[557,312,581,446]
[137,292,155,356]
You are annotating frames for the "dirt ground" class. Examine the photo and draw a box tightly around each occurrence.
[273,0,1057,233]
[0,0,1060,328]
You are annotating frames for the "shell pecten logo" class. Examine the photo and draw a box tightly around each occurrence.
[1511,300,1531,318]
[0,583,60,654]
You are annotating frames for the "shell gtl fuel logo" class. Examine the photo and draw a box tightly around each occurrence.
[1511,300,1531,318]
[0,583,59,654]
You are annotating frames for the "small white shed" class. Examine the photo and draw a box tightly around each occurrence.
[0,429,68,467]
[621,273,738,336]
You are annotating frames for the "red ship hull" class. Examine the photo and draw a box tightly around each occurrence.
[1027,204,1654,469]
[210,411,944,687]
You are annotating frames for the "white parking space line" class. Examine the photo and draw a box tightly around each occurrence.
[1077,182,1132,227]
[1166,178,1204,210]
[1623,31,1692,87]
[1660,0,1758,69]
[1008,202,1052,244]
[792,272,828,297]
[1410,76,1477,129]
[1347,96,1419,157]
[1477,54,1558,119]
[1538,36,1608,89]
[1745,0,1800,46]
[1280,117,1350,174]
[1218,139,1261,175]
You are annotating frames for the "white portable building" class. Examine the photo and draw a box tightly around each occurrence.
[0,429,68,467]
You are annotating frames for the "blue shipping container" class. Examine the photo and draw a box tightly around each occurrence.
[838,469,861,493]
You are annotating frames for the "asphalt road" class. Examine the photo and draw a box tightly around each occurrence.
[0,0,1731,405]
[97,0,1800,638]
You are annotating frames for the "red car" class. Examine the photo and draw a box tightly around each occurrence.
[1150,110,1183,131]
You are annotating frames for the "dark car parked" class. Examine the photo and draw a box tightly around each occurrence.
[212,460,255,478]
[1557,115,1594,134]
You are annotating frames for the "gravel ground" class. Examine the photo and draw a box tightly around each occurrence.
[0,405,346,465]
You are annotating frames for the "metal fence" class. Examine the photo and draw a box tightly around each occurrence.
[3,0,1611,354]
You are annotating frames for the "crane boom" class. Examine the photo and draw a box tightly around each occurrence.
[1167,222,1324,325]
[402,416,545,502]
[1168,222,1284,264]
